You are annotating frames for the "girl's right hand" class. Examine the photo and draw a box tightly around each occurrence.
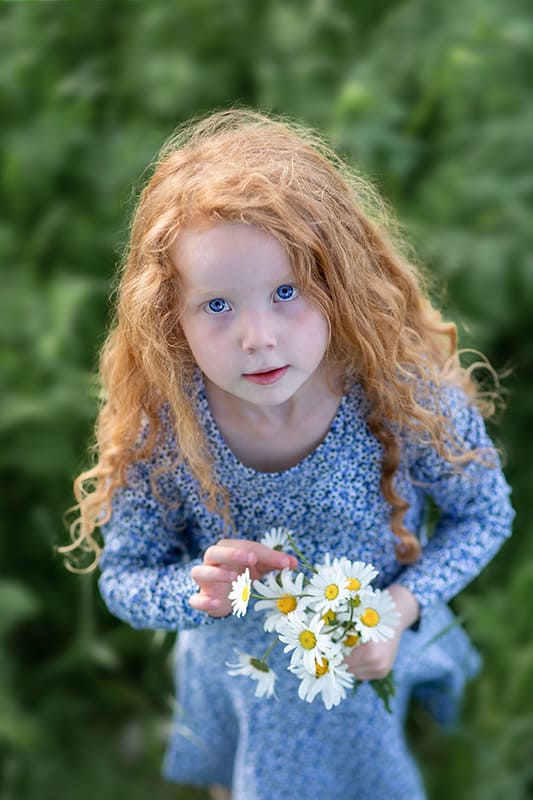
[190,539,298,618]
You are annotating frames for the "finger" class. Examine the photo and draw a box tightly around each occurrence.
[349,666,391,681]
[344,656,384,681]
[344,645,393,680]
[191,565,238,586]
[190,582,233,603]
[255,549,297,573]
[216,540,298,572]
[204,545,257,569]
[189,592,229,616]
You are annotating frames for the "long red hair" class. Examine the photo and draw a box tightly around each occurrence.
[62,109,499,570]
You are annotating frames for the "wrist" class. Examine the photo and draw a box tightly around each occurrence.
[387,584,420,630]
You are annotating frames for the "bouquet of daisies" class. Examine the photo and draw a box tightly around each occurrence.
[227,527,400,711]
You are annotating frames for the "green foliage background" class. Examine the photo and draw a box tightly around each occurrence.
[1,1,532,798]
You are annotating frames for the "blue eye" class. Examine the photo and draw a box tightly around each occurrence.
[274,284,297,302]
[205,298,230,314]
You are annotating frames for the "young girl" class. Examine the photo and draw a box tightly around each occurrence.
[67,109,514,800]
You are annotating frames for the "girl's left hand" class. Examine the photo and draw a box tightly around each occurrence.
[344,584,419,681]
[343,628,402,680]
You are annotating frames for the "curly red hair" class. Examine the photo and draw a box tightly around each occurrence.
[63,109,499,570]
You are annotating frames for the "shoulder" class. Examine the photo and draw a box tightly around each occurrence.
[342,381,371,422]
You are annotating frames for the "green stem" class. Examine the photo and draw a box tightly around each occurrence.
[286,533,317,573]
[260,638,278,663]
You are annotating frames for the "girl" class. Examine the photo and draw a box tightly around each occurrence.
[66,109,514,800]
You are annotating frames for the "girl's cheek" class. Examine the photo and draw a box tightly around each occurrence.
[182,314,225,342]
[284,297,325,323]
[194,322,233,355]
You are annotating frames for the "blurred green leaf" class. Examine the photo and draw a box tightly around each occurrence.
[1,0,531,798]
[0,580,39,637]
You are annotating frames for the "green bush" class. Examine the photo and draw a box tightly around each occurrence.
[2,1,531,798]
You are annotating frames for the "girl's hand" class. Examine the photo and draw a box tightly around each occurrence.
[343,630,402,680]
[344,584,419,680]
[189,538,298,618]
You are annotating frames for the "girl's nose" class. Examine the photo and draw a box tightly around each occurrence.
[240,312,277,353]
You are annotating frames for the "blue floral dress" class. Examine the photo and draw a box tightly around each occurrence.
[99,379,514,800]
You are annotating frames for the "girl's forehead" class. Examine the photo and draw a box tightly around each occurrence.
[173,219,276,250]
[169,221,294,285]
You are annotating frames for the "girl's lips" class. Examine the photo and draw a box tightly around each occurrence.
[242,366,289,385]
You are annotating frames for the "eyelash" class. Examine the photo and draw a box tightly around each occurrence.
[203,284,298,314]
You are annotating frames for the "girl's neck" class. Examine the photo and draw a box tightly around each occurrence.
[203,365,345,473]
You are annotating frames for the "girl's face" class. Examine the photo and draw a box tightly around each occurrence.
[170,221,330,409]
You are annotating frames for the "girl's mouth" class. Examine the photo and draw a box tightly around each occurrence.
[242,366,289,385]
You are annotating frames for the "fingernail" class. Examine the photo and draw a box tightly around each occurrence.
[280,557,290,569]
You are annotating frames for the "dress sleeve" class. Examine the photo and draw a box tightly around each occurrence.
[395,386,515,609]
[98,452,214,632]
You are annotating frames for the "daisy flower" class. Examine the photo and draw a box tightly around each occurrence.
[334,556,378,597]
[228,568,252,617]
[341,628,361,652]
[226,650,277,698]
[253,569,306,632]
[260,526,292,551]
[305,561,350,615]
[354,588,401,643]
[290,653,354,710]
[320,609,337,628]
[277,610,340,674]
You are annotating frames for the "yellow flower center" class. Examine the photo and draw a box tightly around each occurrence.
[299,630,317,650]
[322,610,337,625]
[241,585,250,602]
[315,658,329,677]
[276,594,297,614]
[361,608,380,627]
[350,595,361,608]
[325,583,339,600]
[347,577,361,591]
[344,632,360,648]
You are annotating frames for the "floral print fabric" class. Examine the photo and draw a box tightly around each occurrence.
[99,380,514,799]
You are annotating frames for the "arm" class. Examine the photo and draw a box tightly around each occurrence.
[346,388,514,681]
[98,453,299,629]
[395,385,515,610]
[98,455,210,631]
